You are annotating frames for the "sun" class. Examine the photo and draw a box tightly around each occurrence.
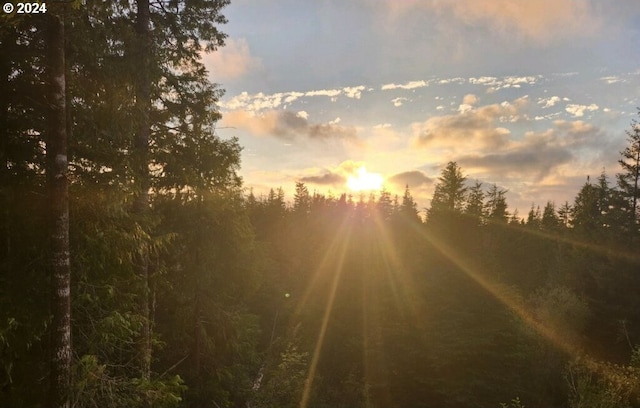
[346,166,383,192]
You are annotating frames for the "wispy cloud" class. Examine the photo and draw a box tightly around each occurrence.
[382,0,601,44]
[202,38,262,81]
[381,80,429,90]
[469,76,539,93]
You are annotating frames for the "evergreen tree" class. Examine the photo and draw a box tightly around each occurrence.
[541,201,560,231]
[429,162,467,215]
[427,162,467,236]
[293,182,311,216]
[571,176,608,238]
[486,184,509,223]
[617,114,640,237]
[400,184,420,223]
[527,204,542,228]
[377,187,393,221]
[557,201,572,228]
[465,180,485,225]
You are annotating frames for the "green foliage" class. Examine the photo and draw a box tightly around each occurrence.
[4,2,640,404]
[252,341,310,408]
[500,397,525,408]
[565,358,640,408]
[71,354,186,408]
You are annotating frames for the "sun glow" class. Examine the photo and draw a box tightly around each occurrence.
[346,166,383,192]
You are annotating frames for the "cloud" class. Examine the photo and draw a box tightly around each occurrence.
[565,103,599,117]
[469,76,539,92]
[385,0,601,44]
[391,97,407,107]
[300,172,345,186]
[457,120,604,181]
[387,170,433,188]
[284,92,305,104]
[221,91,287,112]
[438,77,466,85]
[458,94,478,113]
[381,80,429,90]
[223,110,358,142]
[462,94,478,105]
[305,89,342,100]
[343,85,366,99]
[538,96,561,108]
[299,160,374,187]
[412,97,528,149]
[460,148,573,181]
[202,38,262,81]
[601,76,624,84]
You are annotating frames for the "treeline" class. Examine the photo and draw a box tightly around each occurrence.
[2,1,640,407]
[241,152,640,407]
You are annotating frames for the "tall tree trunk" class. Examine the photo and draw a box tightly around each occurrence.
[632,146,639,232]
[46,10,71,408]
[134,0,152,382]
[0,28,12,261]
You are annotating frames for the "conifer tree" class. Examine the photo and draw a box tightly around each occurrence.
[400,184,420,222]
[527,204,542,228]
[486,184,509,223]
[557,201,572,228]
[465,181,485,225]
[293,182,311,216]
[427,162,467,228]
[541,201,560,231]
[617,114,640,236]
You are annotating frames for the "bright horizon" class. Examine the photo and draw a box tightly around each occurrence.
[205,0,640,213]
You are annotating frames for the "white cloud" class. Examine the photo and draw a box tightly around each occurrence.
[391,97,408,107]
[458,104,473,114]
[381,80,429,90]
[470,75,539,92]
[284,92,305,103]
[343,85,366,99]
[565,103,599,117]
[305,89,342,98]
[469,76,497,86]
[297,111,309,119]
[601,76,624,84]
[538,96,561,108]
[438,77,466,85]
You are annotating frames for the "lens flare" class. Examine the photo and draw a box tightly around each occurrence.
[347,166,383,192]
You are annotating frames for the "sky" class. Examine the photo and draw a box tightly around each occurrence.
[204,0,640,215]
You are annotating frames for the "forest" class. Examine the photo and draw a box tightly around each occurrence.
[1,1,640,408]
